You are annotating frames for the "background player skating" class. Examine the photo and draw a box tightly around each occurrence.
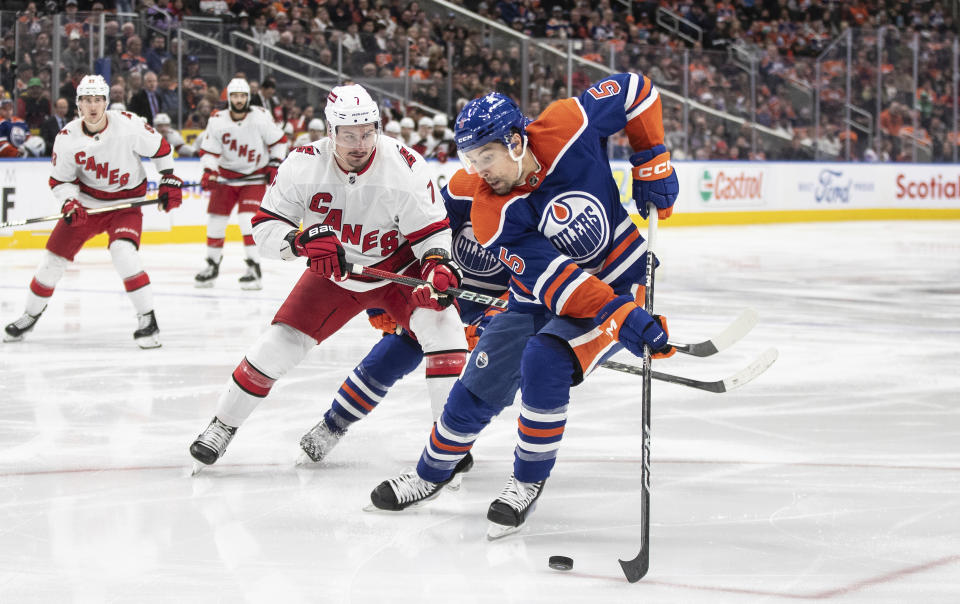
[3,75,183,348]
[196,78,288,290]
[368,73,679,539]
[188,84,468,470]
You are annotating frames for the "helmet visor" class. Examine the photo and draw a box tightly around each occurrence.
[458,144,503,175]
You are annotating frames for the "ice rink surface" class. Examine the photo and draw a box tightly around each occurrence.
[1,220,958,603]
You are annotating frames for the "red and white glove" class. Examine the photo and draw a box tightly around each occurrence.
[264,159,281,184]
[200,168,220,190]
[289,225,348,280]
[412,251,461,310]
[157,173,183,212]
[62,198,88,227]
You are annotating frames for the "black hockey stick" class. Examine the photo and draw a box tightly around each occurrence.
[345,262,754,360]
[347,263,509,309]
[0,198,163,229]
[619,206,658,583]
[601,347,778,393]
[671,308,759,357]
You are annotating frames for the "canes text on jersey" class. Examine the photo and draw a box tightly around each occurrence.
[309,192,400,255]
[74,151,131,186]
[221,132,262,164]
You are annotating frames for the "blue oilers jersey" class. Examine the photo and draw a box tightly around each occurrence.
[459,72,668,318]
[441,187,510,324]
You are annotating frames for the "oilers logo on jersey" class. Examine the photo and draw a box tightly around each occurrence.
[453,223,501,278]
[538,192,609,263]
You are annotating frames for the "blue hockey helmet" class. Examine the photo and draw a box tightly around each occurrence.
[454,93,528,155]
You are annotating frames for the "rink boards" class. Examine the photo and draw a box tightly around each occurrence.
[2,158,959,249]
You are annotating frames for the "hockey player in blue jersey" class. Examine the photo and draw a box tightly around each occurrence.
[296,191,510,471]
[368,72,680,539]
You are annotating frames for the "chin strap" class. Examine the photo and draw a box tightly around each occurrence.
[509,135,528,183]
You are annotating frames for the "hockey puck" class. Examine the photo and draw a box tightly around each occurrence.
[548,555,574,571]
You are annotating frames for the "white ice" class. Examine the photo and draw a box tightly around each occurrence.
[1,221,958,603]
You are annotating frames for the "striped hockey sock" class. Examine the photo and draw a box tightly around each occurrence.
[323,364,391,433]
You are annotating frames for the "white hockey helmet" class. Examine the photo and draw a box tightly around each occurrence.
[432,113,448,128]
[307,118,325,132]
[417,116,433,130]
[153,112,171,126]
[399,117,415,129]
[22,136,46,157]
[226,78,251,112]
[324,84,380,130]
[75,74,109,103]
[384,120,401,135]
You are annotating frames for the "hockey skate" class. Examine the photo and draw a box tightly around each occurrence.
[3,307,45,342]
[485,475,547,540]
[189,417,237,474]
[296,420,344,465]
[366,453,474,511]
[133,311,161,349]
[194,258,220,288]
[238,258,262,290]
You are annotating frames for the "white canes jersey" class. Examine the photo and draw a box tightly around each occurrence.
[49,109,174,208]
[251,134,452,292]
[199,106,287,185]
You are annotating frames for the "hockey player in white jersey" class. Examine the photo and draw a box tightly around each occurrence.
[196,77,288,290]
[3,74,184,348]
[153,112,196,157]
[189,84,468,469]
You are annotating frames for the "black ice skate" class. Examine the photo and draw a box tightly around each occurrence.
[367,452,474,511]
[194,258,220,288]
[3,307,45,342]
[486,475,547,540]
[189,417,237,473]
[296,420,345,465]
[133,310,161,349]
[238,258,262,290]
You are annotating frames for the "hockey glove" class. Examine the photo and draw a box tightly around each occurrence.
[291,224,348,280]
[157,173,183,212]
[62,198,88,227]
[200,168,220,190]
[264,159,281,185]
[412,251,462,310]
[594,294,675,358]
[630,144,678,220]
[367,309,400,335]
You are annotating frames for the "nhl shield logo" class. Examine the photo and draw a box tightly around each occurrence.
[476,351,489,368]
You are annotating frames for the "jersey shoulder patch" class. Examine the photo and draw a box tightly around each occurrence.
[396,144,418,169]
[470,186,519,246]
[526,98,587,170]
[291,145,317,155]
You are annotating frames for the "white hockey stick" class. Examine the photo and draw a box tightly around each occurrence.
[601,347,779,393]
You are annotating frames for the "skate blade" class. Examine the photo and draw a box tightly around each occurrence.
[190,462,206,476]
[3,334,24,343]
[135,335,162,349]
[239,282,262,291]
[295,451,320,466]
[445,473,464,492]
[486,522,524,541]
[194,281,215,289]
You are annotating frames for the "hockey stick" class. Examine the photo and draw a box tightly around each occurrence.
[601,347,779,393]
[345,262,753,359]
[619,205,658,583]
[671,308,759,357]
[346,263,509,309]
[0,198,163,229]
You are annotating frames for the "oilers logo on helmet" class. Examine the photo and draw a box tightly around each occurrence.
[537,192,610,263]
[453,223,502,278]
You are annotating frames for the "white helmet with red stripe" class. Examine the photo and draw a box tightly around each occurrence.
[75,74,109,103]
[324,84,380,131]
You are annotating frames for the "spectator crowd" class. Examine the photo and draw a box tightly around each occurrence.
[0,0,957,162]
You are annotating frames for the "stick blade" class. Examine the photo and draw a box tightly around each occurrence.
[673,308,759,357]
[618,551,649,583]
[719,346,778,392]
